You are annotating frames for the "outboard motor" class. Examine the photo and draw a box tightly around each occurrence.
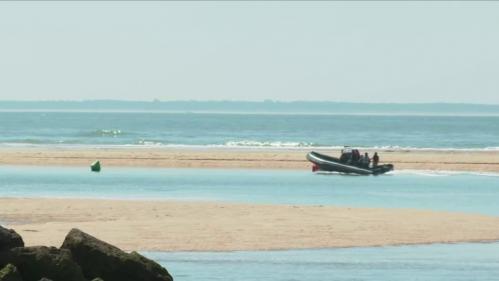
[312,163,319,172]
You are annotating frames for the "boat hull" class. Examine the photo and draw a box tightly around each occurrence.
[306,151,393,175]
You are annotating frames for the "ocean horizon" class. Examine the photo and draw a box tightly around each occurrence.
[2,100,499,116]
[3,1,499,280]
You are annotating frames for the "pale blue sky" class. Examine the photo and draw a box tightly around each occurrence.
[0,2,498,103]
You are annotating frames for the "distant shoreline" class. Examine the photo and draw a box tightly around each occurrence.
[1,100,499,115]
[3,110,499,117]
[1,147,499,172]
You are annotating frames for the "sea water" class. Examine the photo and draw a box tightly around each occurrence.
[1,166,499,215]
[1,112,499,149]
[2,166,499,280]
[145,242,499,281]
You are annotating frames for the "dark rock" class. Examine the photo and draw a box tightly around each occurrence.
[0,246,85,281]
[0,264,23,281]
[91,279,103,281]
[61,229,173,281]
[38,279,52,281]
[0,227,24,252]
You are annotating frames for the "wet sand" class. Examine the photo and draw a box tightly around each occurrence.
[2,198,499,251]
[0,147,499,172]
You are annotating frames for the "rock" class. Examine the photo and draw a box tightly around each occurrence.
[0,227,24,252]
[38,279,52,281]
[61,229,173,281]
[91,278,103,281]
[0,264,23,281]
[0,246,86,281]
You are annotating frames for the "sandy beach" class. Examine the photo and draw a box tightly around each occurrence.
[2,198,499,252]
[1,147,499,172]
[2,147,499,252]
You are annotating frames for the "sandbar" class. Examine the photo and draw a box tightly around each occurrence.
[0,147,499,172]
[2,198,499,251]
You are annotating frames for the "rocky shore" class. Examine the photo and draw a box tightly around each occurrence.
[0,226,173,281]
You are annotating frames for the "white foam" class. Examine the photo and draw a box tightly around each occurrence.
[366,145,499,152]
[224,140,316,148]
[390,169,499,177]
[1,141,499,153]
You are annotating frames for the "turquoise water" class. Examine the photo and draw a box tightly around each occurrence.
[1,112,499,149]
[1,166,499,215]
[2,166,499,280]
[145,242,499,281]
[3,107,499,280]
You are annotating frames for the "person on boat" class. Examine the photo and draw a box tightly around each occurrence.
[357,155,366,168]
[361,152,370,168]
[373,152,379,167]
[362,155,371,168]
[352,149,360,164]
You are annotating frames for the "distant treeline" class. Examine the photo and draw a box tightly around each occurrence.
[1,100,499,115]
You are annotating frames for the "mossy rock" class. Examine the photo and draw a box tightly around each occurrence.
[0,264,23,281]
[0,246,85,281]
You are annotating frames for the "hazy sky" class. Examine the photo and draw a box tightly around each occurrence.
[0,2,498,103]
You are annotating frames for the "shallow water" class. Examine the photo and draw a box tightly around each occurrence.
[1,166,499,215]
[145,242,499,281]
[2,166,499,279]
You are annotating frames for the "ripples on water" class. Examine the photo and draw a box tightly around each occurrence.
[144,243,499,281]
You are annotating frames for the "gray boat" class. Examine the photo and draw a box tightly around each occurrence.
[306,151,393,175]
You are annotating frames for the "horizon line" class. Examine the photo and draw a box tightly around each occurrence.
[1,100,499,106]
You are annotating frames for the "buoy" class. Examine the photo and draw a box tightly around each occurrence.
[91,161,101,172]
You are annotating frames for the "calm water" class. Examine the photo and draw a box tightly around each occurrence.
[1,112,499,149]
[2,166,499,280]
[145,242,499,281]
[1,166,499,215]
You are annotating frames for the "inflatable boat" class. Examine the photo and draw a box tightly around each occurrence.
[306,151,393,175]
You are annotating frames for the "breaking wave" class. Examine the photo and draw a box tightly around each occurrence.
[95,129,123,137]
[79,129,125,137]
[390,169,499,177]
[224,140,316,148]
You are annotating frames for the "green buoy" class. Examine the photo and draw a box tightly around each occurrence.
[91,161,101,172]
